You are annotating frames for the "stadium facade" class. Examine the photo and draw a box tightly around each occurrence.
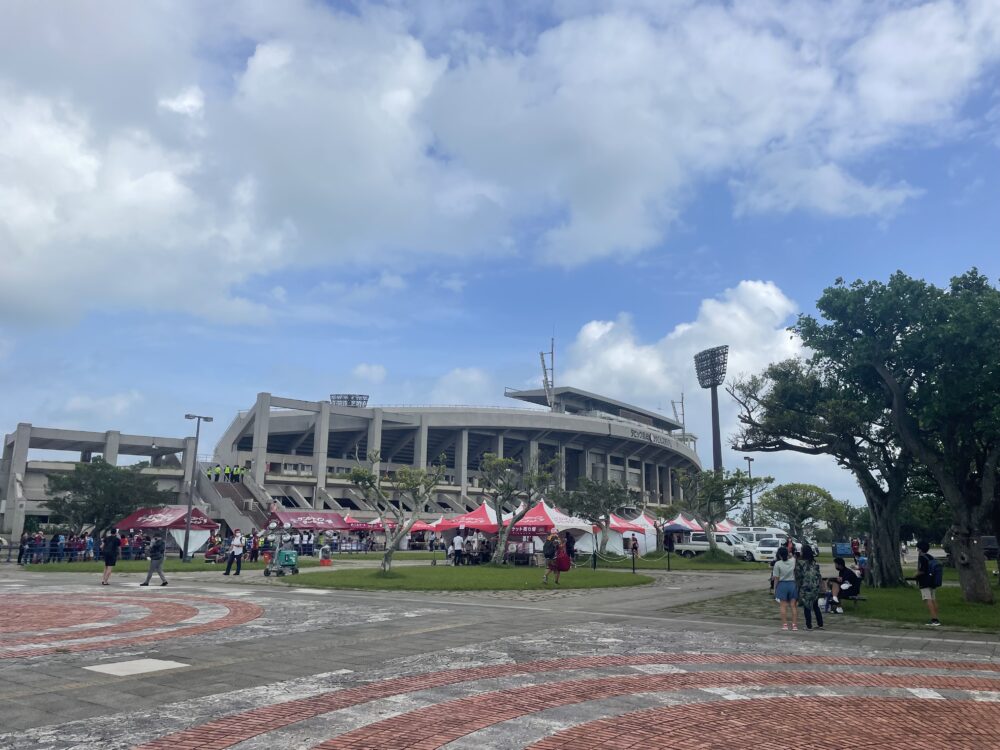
[1,387,701,538]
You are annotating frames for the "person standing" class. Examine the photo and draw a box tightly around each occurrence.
[771,546,798,631]
[630,534,640,557]
[564,531,576,562]
[17,532,29,565]
[452,532,465,566]
[224,464,232,483]
[140,533,168,586]
[912,540,941,626]
[214,464,222,482]
[794,545,825,630]
[101,529,121,585]
[224,529,245,575]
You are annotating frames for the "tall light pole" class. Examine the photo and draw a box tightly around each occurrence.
[694,345,729,472]
[182,413,213,561]
[745,456,755,526]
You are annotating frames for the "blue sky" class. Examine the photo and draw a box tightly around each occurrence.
[1,0,999,502]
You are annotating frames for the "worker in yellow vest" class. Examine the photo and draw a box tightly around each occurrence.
[213,464,222,482]
[224,465,232,482]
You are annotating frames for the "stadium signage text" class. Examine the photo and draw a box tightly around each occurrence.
[629,428,674,448]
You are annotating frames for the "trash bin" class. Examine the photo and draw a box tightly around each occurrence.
[319,544,332,567]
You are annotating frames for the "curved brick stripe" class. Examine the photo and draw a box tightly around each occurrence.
[312,671,1000,749]
[528,697,1000,749]
[0,604,117,634]
[0,598,199,646]
[133,652,1000,750]
[0,594,262,659]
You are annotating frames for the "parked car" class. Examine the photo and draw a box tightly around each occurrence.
[675,532,750,560]
[753,537,783,563]
[983,535,999,561]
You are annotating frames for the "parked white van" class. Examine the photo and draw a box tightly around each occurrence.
[735,526,789,543]
[675,532,751,560]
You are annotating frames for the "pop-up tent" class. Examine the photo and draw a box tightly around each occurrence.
[268,510,350,531]
[116,505,220,557]
[436,503,500,534]
[506,502,592,537]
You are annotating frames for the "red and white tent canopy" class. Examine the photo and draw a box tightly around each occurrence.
[436,504,500,533]
[117,506,220,531]
[506,502,592,537]
[607,513,645,534]
[343,515,375,531]
[269,510,350,531]
[664,514,736,533]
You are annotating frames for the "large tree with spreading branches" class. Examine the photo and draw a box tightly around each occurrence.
[477,453,558,565]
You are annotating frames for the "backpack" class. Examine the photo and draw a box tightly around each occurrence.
[926,554,943,588]
[542,539,556,559]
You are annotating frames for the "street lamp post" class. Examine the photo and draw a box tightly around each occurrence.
[745,456,755,526]
[693,345,729,473]
[182,413,213,562]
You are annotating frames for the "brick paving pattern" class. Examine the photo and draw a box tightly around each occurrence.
[135,652,1000,750]
[0,592,263,658]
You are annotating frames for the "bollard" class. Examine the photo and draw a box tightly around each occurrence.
[632,552,636,575]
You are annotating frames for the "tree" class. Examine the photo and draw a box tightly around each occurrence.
[757,483,830,540]
[819,497,868,542]
[348,452,446,573]
[736,505,776,528]
[898,471,953,546]
[677,469,773,551]
[796,270,1000,603]
[556,479,635,553]
[729,358,911,587]
[45,459,175,536]
[478,453,557,565]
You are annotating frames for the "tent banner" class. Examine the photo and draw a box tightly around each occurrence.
[169,529,210,557]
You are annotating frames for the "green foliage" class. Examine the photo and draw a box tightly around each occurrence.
[44,459,175,536]
[796,269,1000,602]
[819,497,867,540]
[554,478,635,553]
[757,483,833,540]
[478,452,558,563]
[899,471,953,544]
[677,468,773,550]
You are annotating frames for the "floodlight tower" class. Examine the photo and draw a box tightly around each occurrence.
[693,345,729,472]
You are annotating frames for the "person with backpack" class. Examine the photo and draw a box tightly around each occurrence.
[912,540,941,626]
[794,545,825,630]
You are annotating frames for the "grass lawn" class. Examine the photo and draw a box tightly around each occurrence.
[675,582,1000,632]
[290,565,653,591]
[22,557,322,573]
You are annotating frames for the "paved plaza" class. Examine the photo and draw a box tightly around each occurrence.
[1,565,998,749]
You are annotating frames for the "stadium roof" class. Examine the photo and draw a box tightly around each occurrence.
[505,386,683,431]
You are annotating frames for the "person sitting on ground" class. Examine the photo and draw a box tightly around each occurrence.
[828,556,861,613]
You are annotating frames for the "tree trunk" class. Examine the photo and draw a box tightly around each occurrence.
[381,547,393,573]
[598,522,609,553]
[865,499,904,587]
[949,528,995,604]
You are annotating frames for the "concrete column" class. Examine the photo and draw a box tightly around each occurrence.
[525,439,539,473]
[367,409,383,473]
[181,436,197,505]
[558,444,567,490]
[577,450,588,486]
[653,463,661,504]
[414,417,428,469]
[103,431,120,466]
[457,429,469,496]
[494,433,504,459]
[251,392,271,485]
[313,401,330,496]
[2,424,30,535]
[604,453,612,482]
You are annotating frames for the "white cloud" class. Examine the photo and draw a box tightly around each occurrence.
[1,1,999,321]
[352,363,387,384]
[561,279,866,501]
[429,367,494,405]
[158,85,204,117]
[64,390,142,418]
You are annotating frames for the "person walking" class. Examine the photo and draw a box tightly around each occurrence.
[140,533,168,586]
[101,529,121,585]
[794,544,825,630]
[772,546,799,631]
[224,529,245,576]
[912,540,941,626]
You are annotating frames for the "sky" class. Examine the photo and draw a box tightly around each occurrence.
[1,0,999,504]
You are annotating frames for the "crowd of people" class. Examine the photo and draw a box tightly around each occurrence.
[771,538,943,630]
[207,464,246,482]
[15,530,156,565]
